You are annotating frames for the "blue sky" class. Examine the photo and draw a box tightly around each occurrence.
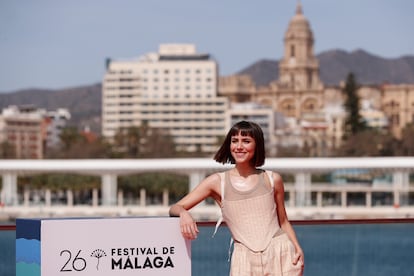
[0,0,413,92]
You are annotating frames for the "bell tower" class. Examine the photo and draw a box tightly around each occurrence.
[278,2,322,91]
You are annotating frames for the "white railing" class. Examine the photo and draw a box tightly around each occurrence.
[1,158,413,217]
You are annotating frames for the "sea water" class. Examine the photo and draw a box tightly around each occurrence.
[1,223,414,276]
[192,223,414,276]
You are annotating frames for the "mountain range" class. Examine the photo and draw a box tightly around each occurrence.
[0,84,102,133]
[1,49,413,134]
[238,49,414,86]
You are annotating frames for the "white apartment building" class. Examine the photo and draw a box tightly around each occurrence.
[102,44,229,153]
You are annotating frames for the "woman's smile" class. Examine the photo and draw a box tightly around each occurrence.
[230,132,256,163]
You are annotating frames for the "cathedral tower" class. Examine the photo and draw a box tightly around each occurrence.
[278,2,322,91]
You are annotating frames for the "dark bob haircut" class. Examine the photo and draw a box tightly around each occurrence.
[214,120,265,167]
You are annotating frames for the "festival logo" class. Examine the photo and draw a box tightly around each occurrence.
[90,249,107,270]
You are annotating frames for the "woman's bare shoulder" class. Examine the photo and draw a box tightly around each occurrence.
[266,170,282,180]
[199,172,223,188]
[266,170,284,188]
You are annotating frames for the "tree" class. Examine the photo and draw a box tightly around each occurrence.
[0,141,16,159]
[47,126,112,159]
[59,127,85,151]
[112,121,176,158]
[336,129,396,157]
[112,126,142,157]
[398,123,414,156]
[139,127,176,158]
[342,73,366,139]
[118,173,188,203]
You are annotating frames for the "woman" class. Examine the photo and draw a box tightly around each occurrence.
[169,121,304,275]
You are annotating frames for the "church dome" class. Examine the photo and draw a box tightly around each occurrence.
[285,3,314,41]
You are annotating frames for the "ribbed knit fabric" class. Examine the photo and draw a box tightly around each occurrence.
[222,171,280,252]
[220,171,302,275]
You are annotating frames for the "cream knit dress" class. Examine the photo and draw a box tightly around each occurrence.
[219,171,302,276]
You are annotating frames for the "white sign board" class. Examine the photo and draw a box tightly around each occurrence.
[16,217,191,276]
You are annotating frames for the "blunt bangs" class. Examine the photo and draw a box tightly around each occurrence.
[214,120,265,167]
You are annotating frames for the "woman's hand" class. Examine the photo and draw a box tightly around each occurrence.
[293,247,305,273]
[179,210,199,240]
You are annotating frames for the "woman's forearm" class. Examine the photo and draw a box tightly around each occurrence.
[169,204,186,217]
[281,221,302,251]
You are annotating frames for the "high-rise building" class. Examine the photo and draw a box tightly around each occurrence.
[102,44,229,153]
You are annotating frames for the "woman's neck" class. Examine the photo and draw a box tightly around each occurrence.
[233,164,257,178]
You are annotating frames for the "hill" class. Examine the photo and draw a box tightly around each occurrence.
[1,49,414,135]
[0,84,102,133]
[237,49,414,86]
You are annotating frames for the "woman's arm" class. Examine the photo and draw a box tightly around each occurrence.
[272,172,305,266]
[169,173,221,240]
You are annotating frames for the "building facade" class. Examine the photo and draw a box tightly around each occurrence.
[0,106,44,159]
[0,106,71,159]
[102,44,229,153]
[44,108,71,149]
[381,84,414,138]
[219,2,414,154]
[252,3,325,119]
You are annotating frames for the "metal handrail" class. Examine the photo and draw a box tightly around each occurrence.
[187,218,414,227]
[3,218,414,232]
[0,225,16,230]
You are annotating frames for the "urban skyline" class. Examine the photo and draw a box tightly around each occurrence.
[0,0,413,92]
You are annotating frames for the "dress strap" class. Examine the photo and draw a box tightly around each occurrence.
[212,172,225,238]
[265,170,274,188]
[219,172,225,200]
[212,216,223,238]
[227,238,234,262]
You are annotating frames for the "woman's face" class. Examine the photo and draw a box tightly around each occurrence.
[230,132,256,164]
